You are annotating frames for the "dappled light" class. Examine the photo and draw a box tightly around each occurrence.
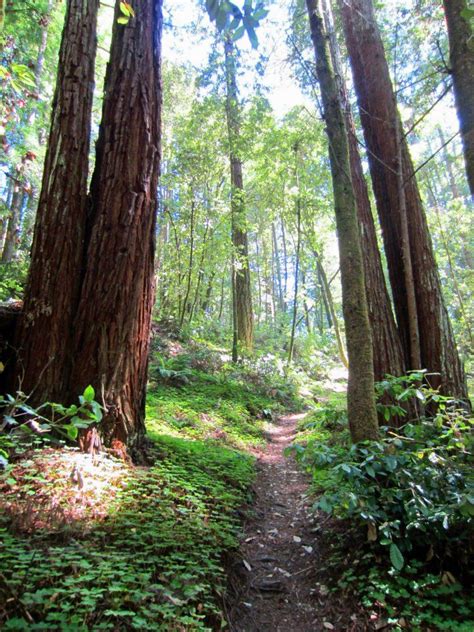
[1,0,473,629]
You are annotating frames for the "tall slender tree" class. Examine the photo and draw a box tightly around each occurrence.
[339,0,468,400]
[305,0,378,442]
[443,0,474,196]
[224,36,254,360]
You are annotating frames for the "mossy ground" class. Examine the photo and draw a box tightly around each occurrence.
[0,338,291,631]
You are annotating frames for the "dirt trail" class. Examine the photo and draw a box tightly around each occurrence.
[226,413,330,632]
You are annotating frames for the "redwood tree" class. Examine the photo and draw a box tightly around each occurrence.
[443,0,474,197]
[13,0,163,450]
[305,0,378,442]
[70,0,163,446]
[224,36,254,360]
[339,0,468,400]
[321,0,405,383]
[13,0,99,402]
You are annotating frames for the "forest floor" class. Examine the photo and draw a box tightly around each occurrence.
[1,332,472,630]
[226,413,367,632]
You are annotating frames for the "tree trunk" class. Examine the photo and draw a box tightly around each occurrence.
[306,0,378,442]
[180,197,195,328]
[70,0,163,447]
[443,0,474,197]
[288,186,301,365]
[0,178,13,253]
[316,256,348,369]
[340,0,468,400]
[13,0,99,401]
[322,0,405,383]
[224,36,253,357]
[301,270,312,334]
[281,217,288,306]
[1,185,24,263]
[272,222,284,312]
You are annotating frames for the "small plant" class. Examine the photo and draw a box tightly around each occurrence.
[0,385,103,467]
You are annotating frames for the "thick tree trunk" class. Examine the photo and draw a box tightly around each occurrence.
[322,0,405,382]
[443,0,474,196]
[340,0,468,400]
[70,0,163,447]
[306,0,378,442]
[224,36,253,356]
[13,0,99,400]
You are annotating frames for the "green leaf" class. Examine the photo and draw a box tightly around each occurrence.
[117,16,129,25]
[91,401,103,423]
[216,6,229,31]
[65,424,79,440]
[460,7,474,21]
[83,385,95,403]
[120,2,132,17]
[390,543,404,570]
[319,496,333,513]
[232,24,245,41]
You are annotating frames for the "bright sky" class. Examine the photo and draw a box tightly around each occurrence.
[162,0,311,117]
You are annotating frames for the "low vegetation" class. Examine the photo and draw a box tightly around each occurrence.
[1,338,297,630]
[289,376,474,632]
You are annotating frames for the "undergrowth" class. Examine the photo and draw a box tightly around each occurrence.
[0,337,280,630]
[0,435,255,630]
[289,376,474,631]
[146,342,299,449]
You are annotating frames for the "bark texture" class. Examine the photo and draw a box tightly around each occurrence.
[224,36,254,357]
[322,0,405,382]
[13,0,99,400]
[443,0,474,196]
[70,0,163,446]
[340,0,468,400]
[306,0,378,442]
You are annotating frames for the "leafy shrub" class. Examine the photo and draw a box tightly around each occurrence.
[0,385,103,468]
[290,378,473,572]
[0,259,29,301]
[290,377,474,629]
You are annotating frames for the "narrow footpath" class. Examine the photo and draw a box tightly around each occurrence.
[226,413,329,631]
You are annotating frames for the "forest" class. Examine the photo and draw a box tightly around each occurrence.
[0,0,472,630]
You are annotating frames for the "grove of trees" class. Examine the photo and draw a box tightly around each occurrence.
[0,0,472,448]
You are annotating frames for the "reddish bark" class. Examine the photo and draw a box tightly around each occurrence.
[13,0,99,401]
[70,0,163,447]
[339,0,467,400]
[322,0,405,382]
[443,0,474,196]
